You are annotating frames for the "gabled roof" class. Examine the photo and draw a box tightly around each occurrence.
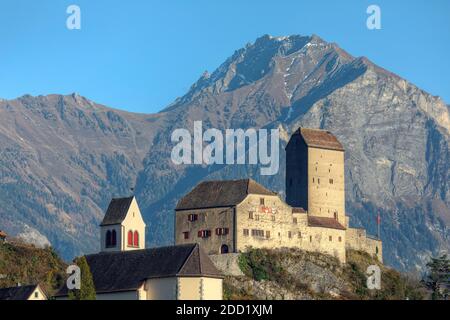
[308,216,346,230]
[176,179,277,211]
[56,244,222,296]
[100,196,134,226]
[291,128,344,151]
[0,285,41,300]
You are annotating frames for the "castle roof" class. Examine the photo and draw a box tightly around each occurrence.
[0,284,42,300]
[100,196,134,226]
[291,128,344,151]
[176,179,277,211]
[308,216,346,230]
[56,244,223,296]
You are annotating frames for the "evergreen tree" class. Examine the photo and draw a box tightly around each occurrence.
[423,254,449,300]
[68,256,96,300]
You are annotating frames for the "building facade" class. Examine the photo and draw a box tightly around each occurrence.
[175,128,382,263]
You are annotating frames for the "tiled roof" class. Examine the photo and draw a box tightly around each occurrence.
[308,216,346,230]
[294,128,344,151]
[56,244,223,296]
[176,179,277,210]
[0,285,39,300]
[100,196,134,226]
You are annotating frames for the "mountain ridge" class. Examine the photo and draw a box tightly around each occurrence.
[0,34,448,271]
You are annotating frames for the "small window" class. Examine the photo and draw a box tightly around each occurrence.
[216,228,229,236]
[329,179,334,184]
[338,236,342,242]
[243,229,249,236]
[251,229,264,237]
[198,230,211,238]
[318,178,320,184]
[288,231,292,239]
[313,177,315,183]
[334,212,338,220]
[329,236,332,242]
[248,211,254,219]
[266,231,271,239]
[255,214,260,221]
[376,246,379,254]
[271,215,275,222]
[310,236,312,242]
[127,230,133,246]
[298,232,302,239]
[183,231,189,240]
[188,214,198,222]
[260,198,265,206]
[34,291,39,298]
[293,218,297,224]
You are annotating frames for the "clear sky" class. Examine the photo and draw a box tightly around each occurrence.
[0,0,449,113]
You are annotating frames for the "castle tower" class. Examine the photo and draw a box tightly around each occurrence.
[285,128,346,223]
[99,196,146,252]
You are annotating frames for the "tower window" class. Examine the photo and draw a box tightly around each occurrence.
[188,214,198,222]
[127,230,133,246]
[183,231,189,240]
[329,179,334,184]
[216,228,229,236]
[133,231,139,247]
[260,198,265,206]
[198,230,211,238]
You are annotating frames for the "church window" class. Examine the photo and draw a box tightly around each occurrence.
[127,230,133,246]
[183,232,189,240]
[106,230,112,247]
[134,231,139,247]
[111,230,117,246]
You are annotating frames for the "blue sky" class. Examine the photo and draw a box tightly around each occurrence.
[0,0,449,113]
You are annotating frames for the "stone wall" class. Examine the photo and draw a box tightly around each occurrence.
[346,227,383,262]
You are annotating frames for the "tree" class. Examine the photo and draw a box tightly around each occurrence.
[68,256,96,300]
[423,254,449,300]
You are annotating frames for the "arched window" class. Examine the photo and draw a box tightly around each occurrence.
[106,230,112,247]
[111,230,117,247]
[221,244,229,254]
[134,231,139,247]
[128,230,133,246]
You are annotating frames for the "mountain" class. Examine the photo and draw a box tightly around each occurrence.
[0,35,448,271]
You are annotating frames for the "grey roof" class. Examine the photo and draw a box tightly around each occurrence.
[0,285,39,300]
[56,244,223,296]
[100,196,134,226]
[290,128,344,151]
[176,179,277,210]
[308,216,346,230]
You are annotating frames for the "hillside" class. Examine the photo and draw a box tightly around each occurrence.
[0,34,448,271]
[224,248,426,300]
[0,240,66,296]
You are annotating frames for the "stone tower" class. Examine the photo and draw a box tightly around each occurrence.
[285,128,346,223]
[99,196,146,252]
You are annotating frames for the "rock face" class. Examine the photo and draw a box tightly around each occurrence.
[0,35,448,271]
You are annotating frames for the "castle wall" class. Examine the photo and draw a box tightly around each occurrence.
[308,147,346,223]
[175,207,235,255]
[346,228,383,262]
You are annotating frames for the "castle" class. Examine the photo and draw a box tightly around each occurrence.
[175,128,382,263]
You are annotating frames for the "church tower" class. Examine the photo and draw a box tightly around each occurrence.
[99,196,146,252]
[286,128,346,223]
